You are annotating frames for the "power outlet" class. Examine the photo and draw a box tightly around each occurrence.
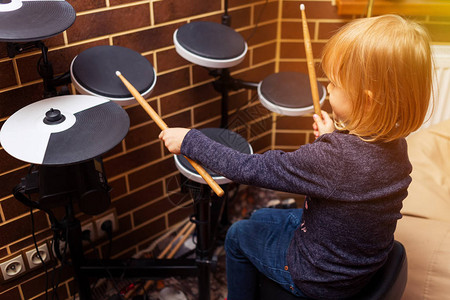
[81,221,96,244]
[0,254,26,281]
[95,211,118,239]
[25,243,51,269]
[51,237,69,261]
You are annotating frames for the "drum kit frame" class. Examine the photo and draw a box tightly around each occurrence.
[1,1,325,300]
[0,2,243,300]
[7,40,72,98]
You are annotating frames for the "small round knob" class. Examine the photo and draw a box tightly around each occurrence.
[43,108,65,125]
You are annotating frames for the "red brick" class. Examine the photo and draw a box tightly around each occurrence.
[194,99,221,124]
[276,115,312,130]
[281,21,314,40]
[253,42,276,65]
[113,22,184,54]
[0,211,48,248]
[283,0,340,19]
[66,0,105,12]
[156,48,190,72]
[105,216,165,257]
[318,21,349,40]
[128,157,177,190]
[125,100,158,127]
[151,68,190,97]
[113,181,164,216]
[275,132,306,146]
[160,83,218,116]
[67,5,151,43]
[153,0,220,24]
[104,143,161,178]
[0,61,16,89]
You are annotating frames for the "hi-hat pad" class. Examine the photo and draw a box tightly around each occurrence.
[0,0,76,42]
[0,95,130,165]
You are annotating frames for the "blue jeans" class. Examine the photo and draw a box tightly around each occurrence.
[225,208,307,300]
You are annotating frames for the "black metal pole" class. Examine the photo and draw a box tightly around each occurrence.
[221,89,229,128]
[35,42,58,98]
[64,201,92,300]
[195,185,212,300]
[222,0,230,26]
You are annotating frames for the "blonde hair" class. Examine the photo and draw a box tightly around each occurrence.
[321,15,433,142]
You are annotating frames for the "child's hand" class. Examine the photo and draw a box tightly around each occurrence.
[158,128,190,154]
[313,111,335,138]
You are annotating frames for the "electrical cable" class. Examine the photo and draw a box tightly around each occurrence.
[30,207,49,300]
[50,226,68,300]
[49,238,60,300]
[245,0,269,43]
[84,224,122,297]
[102,220,114,259]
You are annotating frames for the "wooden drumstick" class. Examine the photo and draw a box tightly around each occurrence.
[300,4,322,118]
[137,221,196,296]
[167,222,196,259]
[115,71,224,197]
[157,220,192,259]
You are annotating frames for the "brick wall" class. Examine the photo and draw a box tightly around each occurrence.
[0,0,277,298]
[0,0,449,298]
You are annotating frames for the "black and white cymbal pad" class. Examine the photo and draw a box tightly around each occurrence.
[0,0,76,42]
[0,95,130,165]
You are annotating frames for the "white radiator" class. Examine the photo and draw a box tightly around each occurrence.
[421,45,450,130]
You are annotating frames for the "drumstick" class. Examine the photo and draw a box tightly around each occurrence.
[167,222,196,259]
[300,4,322,118]
[115,71,224,197]
[158,220,192,259]
[137,222,196,296]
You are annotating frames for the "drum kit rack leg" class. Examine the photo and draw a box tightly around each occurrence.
[2,39,228,299]
[11,157,230,300]
[81,183,227,300]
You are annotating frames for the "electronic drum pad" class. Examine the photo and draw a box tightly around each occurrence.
[0,95,130,165]
[0,0,76,42]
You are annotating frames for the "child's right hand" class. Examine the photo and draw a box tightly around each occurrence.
[313,111,335,138]
[159,128,190,154]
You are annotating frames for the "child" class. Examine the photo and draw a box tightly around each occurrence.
[159,14,432,300]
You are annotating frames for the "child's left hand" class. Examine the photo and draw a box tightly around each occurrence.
[159,128,190,154]
[313,111,335,138]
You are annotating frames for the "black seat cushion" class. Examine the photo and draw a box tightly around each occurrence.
[257,241,407,300]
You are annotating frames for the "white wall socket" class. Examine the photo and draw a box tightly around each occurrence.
[51,237,69,260]
[95,211,118,239]
[0,254,26,281]
[81,221,96,244]
[25,243,51,269]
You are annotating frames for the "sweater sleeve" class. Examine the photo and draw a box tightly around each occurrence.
[180,129,339,198]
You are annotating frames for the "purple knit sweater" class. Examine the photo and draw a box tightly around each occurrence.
[181,129,412,299]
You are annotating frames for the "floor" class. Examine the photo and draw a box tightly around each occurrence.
[90,186,303,300]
